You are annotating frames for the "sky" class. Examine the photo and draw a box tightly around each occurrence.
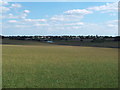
[0,1,118,36]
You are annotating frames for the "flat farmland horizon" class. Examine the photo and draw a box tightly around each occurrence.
[1,1,119,89]
[2,44,118,88]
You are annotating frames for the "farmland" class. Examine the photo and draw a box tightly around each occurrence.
[2,41,118,88]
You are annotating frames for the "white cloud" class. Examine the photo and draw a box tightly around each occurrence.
[3,10,30,19]
[50,9,92,22]
[87,2,118,13]
[50,15,65,21]
[24,10,30,13]
[71,26,81,29]
[64,22,84,26]
[2,2,118,36]
[50,14,83,22]
[3,20,118,36]
[2,13,24,19]
[106,20,118,28]
[8,13,18,19]
[64,9,93,15]
[15,25,30,28]
[20,13,28,19]
[18,10,30,19]
[0,6,10,13]
[0,1,9,5]
[106,20,118,25]
[8,20,17,23]
[34,23,49,27]
[11,3,22,8]
[24,19,46,22]
[107,24,116,27]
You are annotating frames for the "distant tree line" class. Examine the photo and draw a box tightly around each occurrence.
[0,35,120,42]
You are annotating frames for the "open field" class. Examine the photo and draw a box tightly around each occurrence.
[2,38,120,48]
[2,39,53,46]
[2,42,118,88]
[54,40,119,48]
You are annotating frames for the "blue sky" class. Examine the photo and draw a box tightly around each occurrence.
[1,1,118,36]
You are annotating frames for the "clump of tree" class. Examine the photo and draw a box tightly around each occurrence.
[1,35,120,42]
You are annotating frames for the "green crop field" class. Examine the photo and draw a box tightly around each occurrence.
[2,44,118,88]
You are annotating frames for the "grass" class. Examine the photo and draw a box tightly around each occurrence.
[2,44,118,88]
[2,38,119,48]
[54,40,119,48]
[2,39,53,46]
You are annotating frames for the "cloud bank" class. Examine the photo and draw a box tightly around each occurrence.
[1,1,118,36]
